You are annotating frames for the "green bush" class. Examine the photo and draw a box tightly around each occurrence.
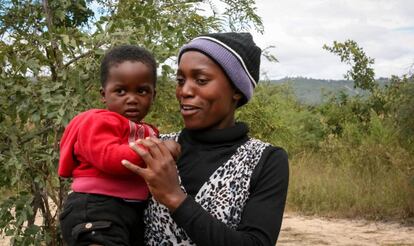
[287,74,414,221]
[0,0,263,244]
[238,83,326,153]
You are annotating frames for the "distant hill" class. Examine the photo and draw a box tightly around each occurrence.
[267,77,389,104]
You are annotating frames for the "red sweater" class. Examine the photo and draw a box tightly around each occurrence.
[58,109,158,200]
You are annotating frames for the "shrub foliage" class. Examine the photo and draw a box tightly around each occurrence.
[0,0,262,244]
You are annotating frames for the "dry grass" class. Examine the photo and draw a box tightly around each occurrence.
[287,147,414,221]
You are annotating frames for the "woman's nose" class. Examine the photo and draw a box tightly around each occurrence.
[179,81,194,98]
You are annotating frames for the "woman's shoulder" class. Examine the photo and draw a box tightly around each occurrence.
[233,138,288,170]
[246,137,271,147]
[247,138,286,154]
[249,141,289,190]
[248,137,285,150]
[247,137,288,169]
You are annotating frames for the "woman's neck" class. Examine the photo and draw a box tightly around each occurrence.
[182,122,248,145]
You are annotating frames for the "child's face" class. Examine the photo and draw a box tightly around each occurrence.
[101,61,155,123]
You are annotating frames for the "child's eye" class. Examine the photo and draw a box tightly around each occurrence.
[137,89,148,95]
[116,89,126,95]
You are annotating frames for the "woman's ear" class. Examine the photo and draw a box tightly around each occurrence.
[100,87,106,104]
[233,92,242,101]
[232,92,243,108]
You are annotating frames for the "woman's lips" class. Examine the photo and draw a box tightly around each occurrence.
[180,104,200,116]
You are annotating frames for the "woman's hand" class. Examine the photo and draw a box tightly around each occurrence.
[122,137,186,212]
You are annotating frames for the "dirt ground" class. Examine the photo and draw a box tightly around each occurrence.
[1,213,413,245]
[278,213,414,246]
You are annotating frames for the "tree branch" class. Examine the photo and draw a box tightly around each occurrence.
[42,0,63,77]
[64,50,95,68]
[20,125,54,145]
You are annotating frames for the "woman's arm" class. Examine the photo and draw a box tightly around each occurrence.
[123,141,289,246]
[170,147,289,246]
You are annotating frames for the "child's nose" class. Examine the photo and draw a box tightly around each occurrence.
[126,93,138,104]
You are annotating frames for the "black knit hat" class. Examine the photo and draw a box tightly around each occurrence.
[178,32,261,106]
[204,32,261,83]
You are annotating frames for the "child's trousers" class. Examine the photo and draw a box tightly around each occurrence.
[59,192,146,246]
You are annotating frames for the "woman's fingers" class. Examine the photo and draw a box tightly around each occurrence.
[149,137,172,157]
[126,138,185,211]
[121,159,148,177]
[136,138,164,160]
[163,139,181,160]
[129,141,154,165]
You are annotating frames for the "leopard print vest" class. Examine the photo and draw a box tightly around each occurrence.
[144,132,270,245]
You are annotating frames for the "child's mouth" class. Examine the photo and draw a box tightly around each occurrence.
[124,111,140,117]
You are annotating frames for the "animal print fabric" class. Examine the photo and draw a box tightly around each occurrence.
[144,133,270,245]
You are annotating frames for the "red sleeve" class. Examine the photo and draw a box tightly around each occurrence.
[76,112,145,176]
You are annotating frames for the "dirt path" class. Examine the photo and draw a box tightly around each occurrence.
[1,213,413,245]
[278,213,414,245]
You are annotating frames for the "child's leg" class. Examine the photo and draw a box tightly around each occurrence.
[59,192,145,246]
[123,200,146,246]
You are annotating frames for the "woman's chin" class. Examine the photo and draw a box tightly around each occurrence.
[183,120,206,130]
[183,123,200,130]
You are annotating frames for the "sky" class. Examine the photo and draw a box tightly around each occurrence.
[251,0,414,80]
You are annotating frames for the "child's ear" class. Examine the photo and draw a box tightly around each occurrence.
[100,87,106,103]
[152,89,157,102]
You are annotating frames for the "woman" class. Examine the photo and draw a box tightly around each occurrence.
[122,32,289,245]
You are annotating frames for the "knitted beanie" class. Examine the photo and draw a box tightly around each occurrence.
[178,32,261,106]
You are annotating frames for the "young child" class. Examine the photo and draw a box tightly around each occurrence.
[58,45,179,246]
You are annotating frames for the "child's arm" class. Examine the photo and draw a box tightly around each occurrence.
[76,112,147,176]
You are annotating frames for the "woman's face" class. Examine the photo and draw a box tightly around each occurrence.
[176,51,242,130]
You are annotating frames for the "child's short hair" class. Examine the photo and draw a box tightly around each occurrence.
[100,45,157,87]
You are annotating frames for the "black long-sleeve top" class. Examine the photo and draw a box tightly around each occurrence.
[170,122,289,246]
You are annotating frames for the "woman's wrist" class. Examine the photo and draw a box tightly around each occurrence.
[164,191,187,212]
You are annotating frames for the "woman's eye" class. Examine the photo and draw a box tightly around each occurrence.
[196,78,208,85]
[176,77,185,85]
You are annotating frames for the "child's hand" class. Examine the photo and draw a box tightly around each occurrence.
[163,140,181,161]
